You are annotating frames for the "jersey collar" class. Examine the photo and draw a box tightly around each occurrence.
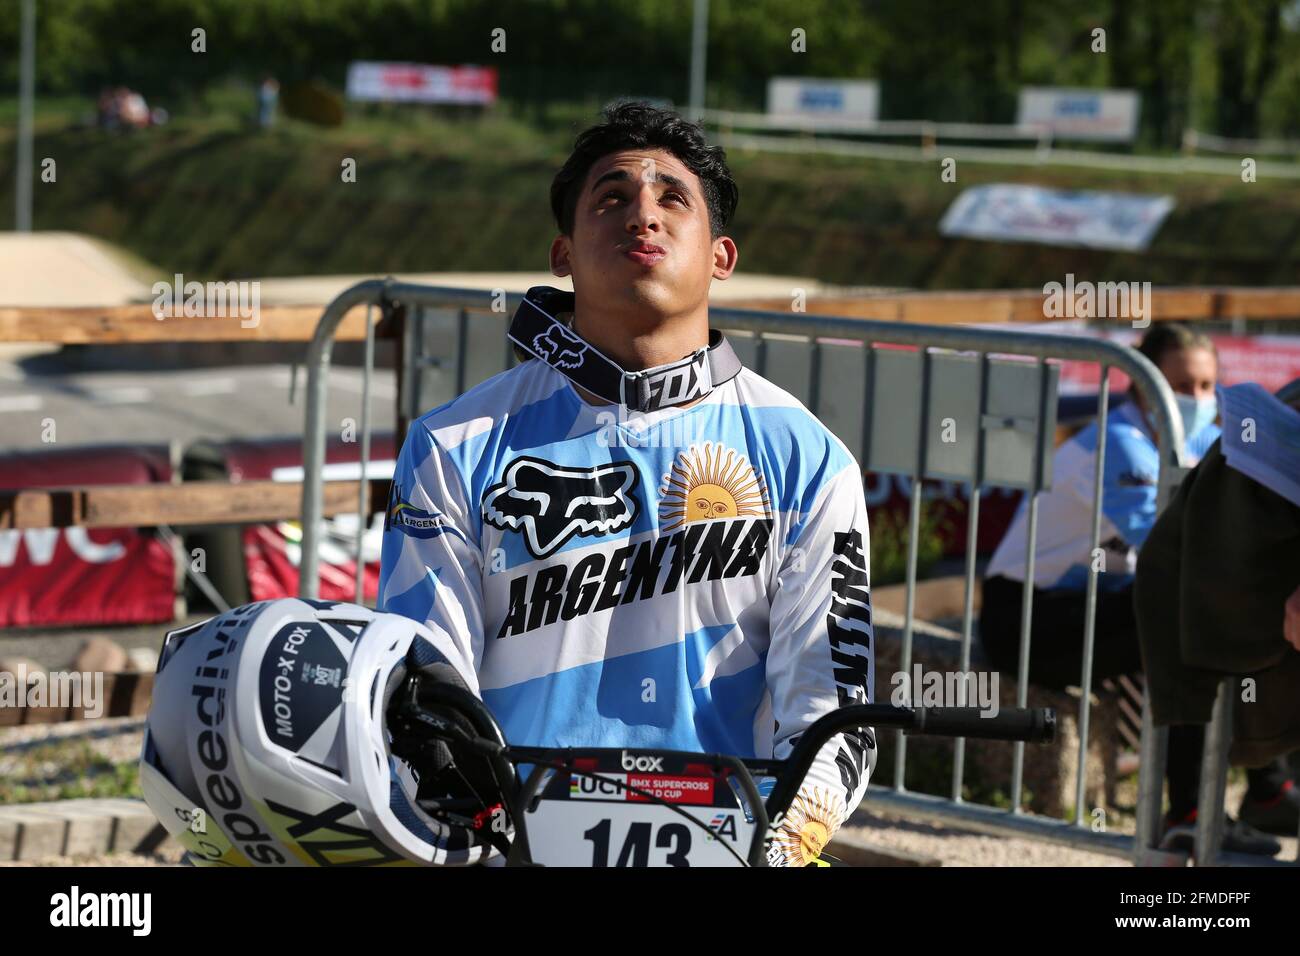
[507,286,743,413]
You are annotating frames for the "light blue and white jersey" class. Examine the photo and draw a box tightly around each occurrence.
[986,399,1221,592]
[378,355,874,860]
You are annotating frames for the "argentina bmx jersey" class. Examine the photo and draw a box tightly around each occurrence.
[377,354,875,833]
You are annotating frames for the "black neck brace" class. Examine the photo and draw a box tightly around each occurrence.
[507,286,743,413]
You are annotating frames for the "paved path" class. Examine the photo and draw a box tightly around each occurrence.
[0,355,394,452]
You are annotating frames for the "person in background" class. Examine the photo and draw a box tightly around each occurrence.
[120,88,150,128]
[980,323,1288,855]
[96,88,119,130]
[257,76,280,129]
[1135,375,1300,850]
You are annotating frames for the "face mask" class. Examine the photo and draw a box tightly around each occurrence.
[1174,392,1217,439]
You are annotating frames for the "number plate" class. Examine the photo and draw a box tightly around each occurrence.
[523,766,758,867]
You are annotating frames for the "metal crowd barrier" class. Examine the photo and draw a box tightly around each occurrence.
[299,280,1288,866]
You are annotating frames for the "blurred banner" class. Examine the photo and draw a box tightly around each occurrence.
[976,321,1300,395]
[345,62,498,105]
[1056,329,1300,396]
[939,184,1174,251]
[767,77,879,122]
[1016,86,1141,142]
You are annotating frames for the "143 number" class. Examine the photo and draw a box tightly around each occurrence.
[583,820,692,867]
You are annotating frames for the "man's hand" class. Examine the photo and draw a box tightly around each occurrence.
[1285,584,1300,652]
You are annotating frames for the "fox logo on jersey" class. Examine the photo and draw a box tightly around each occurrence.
[531,324,588,370]
[482,456,641,559]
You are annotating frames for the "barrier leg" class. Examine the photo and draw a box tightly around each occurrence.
[1193,678,1234,866]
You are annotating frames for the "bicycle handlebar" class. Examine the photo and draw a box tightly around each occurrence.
[908,705,1056,742]
[764,703,1056,821]
[389,680,1056,865]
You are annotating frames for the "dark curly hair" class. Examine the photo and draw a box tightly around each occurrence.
[550,101,739,239]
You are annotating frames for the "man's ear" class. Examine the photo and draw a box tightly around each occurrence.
[550,235,572,278]
[711,235,739,281]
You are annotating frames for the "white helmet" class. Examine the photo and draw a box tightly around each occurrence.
[140,598,505,867]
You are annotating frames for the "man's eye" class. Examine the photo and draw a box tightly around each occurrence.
[663,192,686,204]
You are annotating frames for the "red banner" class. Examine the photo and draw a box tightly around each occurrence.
[244,522,381,604]
[1059,332,1300,394]
[972,323,1300,395]
[0,446,175,628]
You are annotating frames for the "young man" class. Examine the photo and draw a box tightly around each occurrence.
[378,102,875,866]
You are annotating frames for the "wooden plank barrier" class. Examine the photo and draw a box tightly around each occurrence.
[0,479,391,530]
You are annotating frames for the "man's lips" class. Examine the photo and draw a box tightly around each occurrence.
[623,242,666,266]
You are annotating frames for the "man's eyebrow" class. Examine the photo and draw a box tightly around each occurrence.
[589,168,694,195]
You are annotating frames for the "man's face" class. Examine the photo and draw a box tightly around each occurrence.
[551,148,737,322]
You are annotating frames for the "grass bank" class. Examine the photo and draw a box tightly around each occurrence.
[1,110,1298,287]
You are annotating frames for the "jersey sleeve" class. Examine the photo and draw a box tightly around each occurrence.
[377,420,486,695]
[1095,428,1161,550]
[765,454,875,866]
[1099,419,1221,551]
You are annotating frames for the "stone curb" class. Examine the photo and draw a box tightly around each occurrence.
[0,798,167,862]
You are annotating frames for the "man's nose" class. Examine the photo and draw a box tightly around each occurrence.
[625,186,662,233]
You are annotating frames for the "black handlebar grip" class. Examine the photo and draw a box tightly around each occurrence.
[911,706,1056,743]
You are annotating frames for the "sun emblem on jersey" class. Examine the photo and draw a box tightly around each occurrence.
[658,442,770,533]
[770,787,845,866]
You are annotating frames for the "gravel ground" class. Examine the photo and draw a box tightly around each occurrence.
[844,812,1129,866]
[846,774,1297,866]
[0,716,145,757]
